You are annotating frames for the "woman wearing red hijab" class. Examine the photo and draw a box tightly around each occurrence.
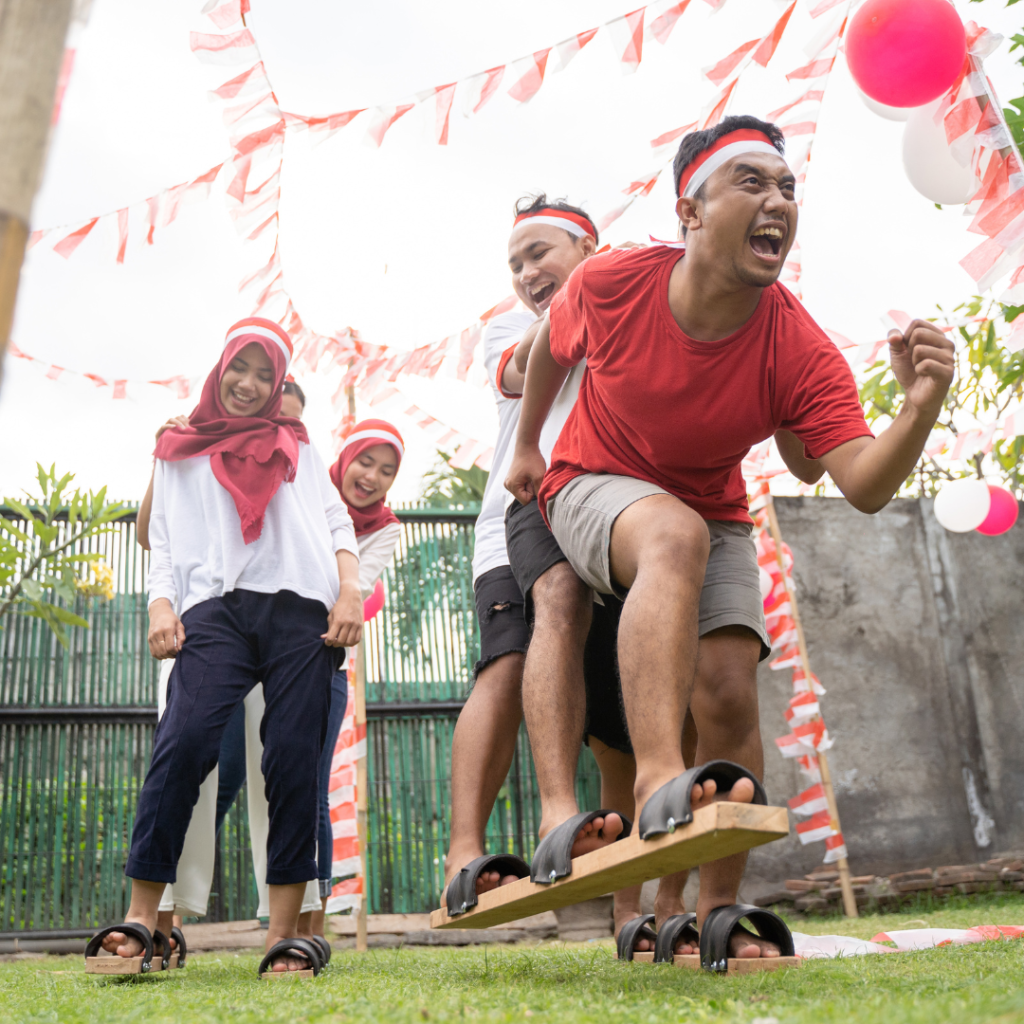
[243,420,405,957]
[88,319,362,979]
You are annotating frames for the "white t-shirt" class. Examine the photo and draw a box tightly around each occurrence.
[471,310,584,583]
[356,521,402,599]
[147,442,360,616]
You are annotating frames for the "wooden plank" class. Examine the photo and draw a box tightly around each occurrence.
[430,802,788,930]
[673,954,801,974]
[260,969,315,981]
[84,955,166,975]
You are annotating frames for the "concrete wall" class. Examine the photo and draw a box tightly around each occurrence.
[745,496,1024,886]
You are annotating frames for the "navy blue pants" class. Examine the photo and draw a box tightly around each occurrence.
[214,701,247,834]
[317,668,349,885]
[127,589,336,886]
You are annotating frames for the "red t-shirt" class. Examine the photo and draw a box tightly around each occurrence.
[541,245,873,523]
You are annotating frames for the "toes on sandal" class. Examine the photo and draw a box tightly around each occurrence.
[446,854,530,916]
[312,934,332,965]
[529,811,632,885]
[258,937,324,980]
[654,913,699,963]
[616,914,657,962]
[637,761,767,841]
[84,923,171,975]
[698,904,796,974]
[170,925,187,968]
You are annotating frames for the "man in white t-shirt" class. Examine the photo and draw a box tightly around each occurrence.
[443,196,658,947]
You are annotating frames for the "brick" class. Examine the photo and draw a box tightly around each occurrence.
[851,875,877,886]
[986,857,1023,871]
[820,885,867,899]
[935,869,999,885]
[933,886,955,896]
[794,896,831,913]
[753,891,796,908]
[1001,870,1024,882]
[892,879,936,893]
[955,881,1002,895]
[889,869,934,884]
[785,879,821,892]
[1012,880,1024,891]
[806,870,840,882]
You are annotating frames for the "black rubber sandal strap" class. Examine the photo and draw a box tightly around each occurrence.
[638,760,767,840]
[152,930,171,971]
[312,934,332,965]
[446,854,531,915]
[616,914,656,961]
[84,922,156,972]
[258,937,323,977]
[699,904,795,972]
[654,913,699,963]
[530,810,633,884]
[171,925,187,966]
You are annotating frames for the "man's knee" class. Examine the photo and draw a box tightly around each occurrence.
[531,561,591,630]
[694,663,760,738]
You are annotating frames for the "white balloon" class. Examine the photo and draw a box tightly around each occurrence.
[933,478,992,532]
[858,89,912,122]
[759,566,773,601]
[902,101,976,205]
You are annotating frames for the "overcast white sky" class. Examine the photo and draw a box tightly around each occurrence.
[3,0,1023,504]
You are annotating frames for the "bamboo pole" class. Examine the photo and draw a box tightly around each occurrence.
[354,640,369,951]
[764,497,859,919]
[0,0,74,375]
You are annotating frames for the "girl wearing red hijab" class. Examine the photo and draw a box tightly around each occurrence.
[243,420,405,956]
[89,319,362,979]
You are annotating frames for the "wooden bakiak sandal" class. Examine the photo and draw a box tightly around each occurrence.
[84,922,171,975]
[258,937,324,980]
[445,854,531,917]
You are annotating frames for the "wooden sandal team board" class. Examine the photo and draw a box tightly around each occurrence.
[629,951,801,974]
[431,801,789,930]
[84,953,179,974]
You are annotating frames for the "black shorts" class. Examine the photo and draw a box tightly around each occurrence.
[473,566,529,679]
[505,499,631,754]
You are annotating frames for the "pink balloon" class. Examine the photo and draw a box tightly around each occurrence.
[976,485,1019,536]
[363,578,385,621]
[847,0,966,109]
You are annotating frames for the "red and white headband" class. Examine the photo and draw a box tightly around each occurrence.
[342,426,405,458]
[677,129,785,199]
[224,317,294,368]
[513,207,595,240]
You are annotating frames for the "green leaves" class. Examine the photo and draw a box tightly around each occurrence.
[0,463,131,648]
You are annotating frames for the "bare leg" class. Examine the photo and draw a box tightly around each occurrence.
[444,651,525,896]
[297,910,313,939]
[608,495,710,817]
[524,563,623,851]
[265,882,310,972]
[690,626,777,959]
[310,903,326,937]
[99,878,164,957]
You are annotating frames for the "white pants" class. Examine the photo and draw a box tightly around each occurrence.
[156,661,320,917]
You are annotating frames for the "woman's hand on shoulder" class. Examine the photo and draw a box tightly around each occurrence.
[148,598,185,658]
[155,415,190,442]
[323,581,363,648]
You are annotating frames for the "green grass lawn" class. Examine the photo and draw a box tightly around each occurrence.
[3,894,1023,1024]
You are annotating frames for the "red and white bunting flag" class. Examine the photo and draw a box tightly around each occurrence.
[781,120,817,139]
[623,171,660,196]
[288,109,366,145]
[702,77,739,129]
[768,88,824,122]
[455,324,481,380]
[427,83,457,145]
[480,295,518,321]
[792,666,826,696]
[752,0,795,67]
[648,1,690,45]
[51,48,76,128]
[785,690,820,724]
[45,365,63,381]
[365,104,415,148]
[112,380,128,400]
[786,56,835,82]
[223,89,277,128]
[809,0,844,17]
[53,218,99,259]
[209,62,270,101]
[507,49,551,104]
[116,209,128,264]
[189,28,259,66]
[606,7,646,74]
[775,732,807,759]
[651,120,697,150]
[462,65,505,116]
[796,809,836,844]
[770,643,801,671]
[598,202,632,233]
[794,718,832,752]
[554,28,599,71]
[149,376,193,400]
[797,754,822,783]
[788,782,829,818]
[450,439,490,470]
[823,832,848,863]
[204,0,250,29]
[703,38,758,86]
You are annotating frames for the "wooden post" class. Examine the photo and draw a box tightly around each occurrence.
[0,0,74,373]
[764,496,859,919]
[354,640,369,951]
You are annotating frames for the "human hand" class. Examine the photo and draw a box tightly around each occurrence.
[323,581,363,648]
[148,598,185,658]
[888,320,955,421]
[156,415,190,442]
[504,444,547,505]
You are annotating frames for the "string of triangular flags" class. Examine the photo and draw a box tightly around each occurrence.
[325,680,366,914]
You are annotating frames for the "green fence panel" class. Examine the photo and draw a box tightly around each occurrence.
[0,504,602,929]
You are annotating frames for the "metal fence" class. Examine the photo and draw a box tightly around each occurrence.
[0,505,599,931]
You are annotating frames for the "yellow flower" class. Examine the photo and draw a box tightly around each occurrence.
[76,560,115,600]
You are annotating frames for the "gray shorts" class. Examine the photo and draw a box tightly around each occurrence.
[546,473,771,661]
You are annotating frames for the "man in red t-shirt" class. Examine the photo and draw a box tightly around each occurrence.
[505,115,954,961]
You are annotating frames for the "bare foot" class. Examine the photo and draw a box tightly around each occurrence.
[612,886,647,952]
[653,870,694,954]
[100,919,153,959]
[441,853,519,907]
[546,812,624,858]
[689,775,756,812]
[729,924,780,959]
[264,935,315,974]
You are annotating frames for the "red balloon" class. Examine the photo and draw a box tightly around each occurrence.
[363,578,385,621]
[847,0,966,109]
[976,485,1019,536]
